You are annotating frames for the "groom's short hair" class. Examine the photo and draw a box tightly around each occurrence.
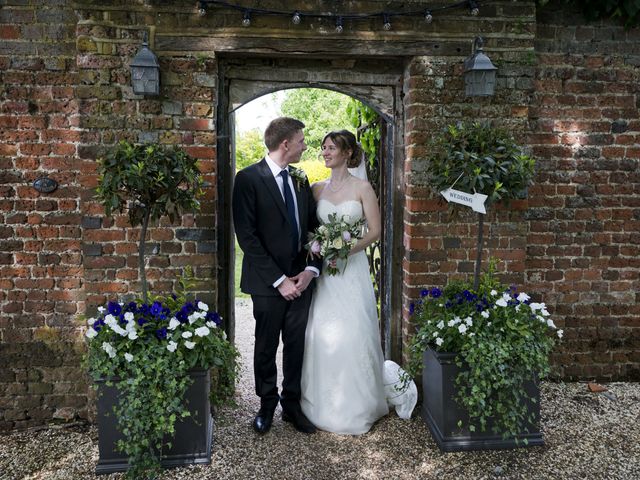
[264,117,305,151]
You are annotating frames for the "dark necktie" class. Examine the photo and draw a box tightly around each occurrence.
[280,169,299,253]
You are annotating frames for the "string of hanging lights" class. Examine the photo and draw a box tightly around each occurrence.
[196,0,483,31]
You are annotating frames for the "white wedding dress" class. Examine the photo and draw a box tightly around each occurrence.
[300,199,389,434]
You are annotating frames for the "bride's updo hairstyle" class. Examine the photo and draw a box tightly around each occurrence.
[322,130,363,168]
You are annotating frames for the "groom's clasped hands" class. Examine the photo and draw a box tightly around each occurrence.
[277,270,315,301]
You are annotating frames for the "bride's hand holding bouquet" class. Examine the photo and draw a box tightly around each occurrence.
[306,212,365,275]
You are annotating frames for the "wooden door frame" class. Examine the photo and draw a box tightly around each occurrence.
[216,55,405,361]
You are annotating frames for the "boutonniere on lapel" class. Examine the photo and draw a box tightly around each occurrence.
[288,167,308,192]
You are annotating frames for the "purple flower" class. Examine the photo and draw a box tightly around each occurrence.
[310,240,321,254]
[150,301,163,317]
[409,302,415,315]
[156,327,168,340]
[420,289,429,298]
[107,301,122,316]
[206,311,222,326]
[430,288,442,298]
[342,231,351,242]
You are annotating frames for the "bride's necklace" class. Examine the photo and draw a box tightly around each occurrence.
[327,174,351,193]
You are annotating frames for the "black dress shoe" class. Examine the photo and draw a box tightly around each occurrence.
[282,409,317,434]
[252,409,275,434]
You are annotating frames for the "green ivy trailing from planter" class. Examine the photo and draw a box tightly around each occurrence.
[89,141,239,479]
[539,0,640,28]
[407,263,561,441]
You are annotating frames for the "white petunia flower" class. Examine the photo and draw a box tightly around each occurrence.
[168,318,180,330]
[516,304,521,312]
[206,321,217,329]
[453,316,462,324]
[529,302,545,312]
[97,306,105,313]
[458,324,468,334]
[496,298,508,307]
[547,319,556,329]
[198,301,209,312]
[447,319,456,327]
[87,317,96,326]
[184,341,196,349]
[517,292,530,302]
[502,293,512,302]
[557,329,563,339]
[124,312,134,322]
[127,330,138,340]
[167,341,178,353]
[195,326,210,337]
[124,353,133,362]
[480,310,490,319]
[435,337,444,346]
[437,321,445,330]
[541,308,550,317]
[432,331,438,337]
[222,331,227,340]
[188,313,198,324]
[85,328,98,339]
[464,316,473,326]
[104,314,116,326]
[537,315,546,323]
[101,342,116,358]
[182,331,193,339]
[114,325,128,336]
[490,290,497,296]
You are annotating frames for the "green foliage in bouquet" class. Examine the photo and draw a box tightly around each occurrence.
[407,265,562,441]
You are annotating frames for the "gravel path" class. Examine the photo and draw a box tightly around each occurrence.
[1,298,639,480]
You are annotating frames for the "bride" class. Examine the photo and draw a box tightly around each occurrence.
[300,129,389,434]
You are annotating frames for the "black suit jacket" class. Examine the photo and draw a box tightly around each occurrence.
[232,158,321,296]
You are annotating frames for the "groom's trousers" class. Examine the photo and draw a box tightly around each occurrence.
[251,288,312,413]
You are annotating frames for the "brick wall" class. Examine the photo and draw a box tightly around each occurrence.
[401,3,537,361]
[528,4,640,380]
[1,0,638,430]
[0,0,86,429]
[0,0,219,430]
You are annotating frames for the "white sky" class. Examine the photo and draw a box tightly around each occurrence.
[234,91,286,134]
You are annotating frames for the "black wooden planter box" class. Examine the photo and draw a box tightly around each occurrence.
[95,369,213,475]
[421,348,544,452]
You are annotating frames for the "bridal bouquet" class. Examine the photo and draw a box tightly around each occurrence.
[306,213,365,275]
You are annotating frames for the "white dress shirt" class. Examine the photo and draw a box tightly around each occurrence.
[264,155,319,288]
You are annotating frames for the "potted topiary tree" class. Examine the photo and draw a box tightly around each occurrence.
[85,141,239,478]
[406,121,561,451]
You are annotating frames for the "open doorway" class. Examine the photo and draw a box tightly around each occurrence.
[216,56,405,362]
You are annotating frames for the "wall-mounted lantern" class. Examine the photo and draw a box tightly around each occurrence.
[130,33,160,96]
[463,36,497,97]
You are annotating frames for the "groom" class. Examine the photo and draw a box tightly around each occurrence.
[232,117,321,434]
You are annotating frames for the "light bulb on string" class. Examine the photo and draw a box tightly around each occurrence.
[335,16,343,33]
[424,10,433,24]
[197,1,206,17]
[382,14,391,31]
[469,1,480,16]
[242,10,251,27]
[292,11,301,24]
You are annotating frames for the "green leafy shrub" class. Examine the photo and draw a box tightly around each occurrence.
[91,142,239,479]
[407,266,561,439]
[95,141,203,303]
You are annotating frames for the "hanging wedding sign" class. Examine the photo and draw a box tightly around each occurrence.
[440,188,487,214]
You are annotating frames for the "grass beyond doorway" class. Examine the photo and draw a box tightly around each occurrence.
[234,240,249,298]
